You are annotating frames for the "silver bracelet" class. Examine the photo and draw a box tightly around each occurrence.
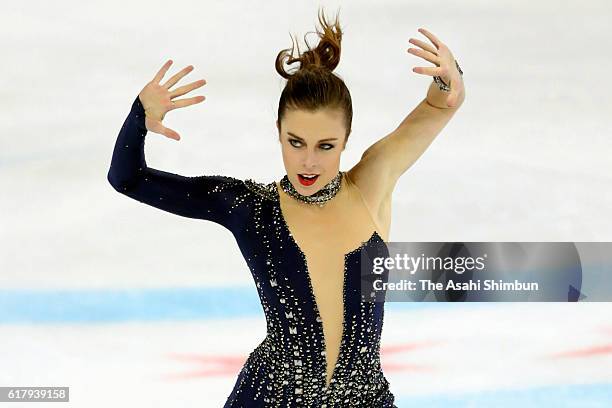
[433,59,463,92]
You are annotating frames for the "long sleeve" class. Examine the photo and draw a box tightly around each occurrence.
[107,95,250,233]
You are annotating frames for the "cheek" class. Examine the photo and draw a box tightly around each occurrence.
[323,150,342,165]
[281,145,299,165]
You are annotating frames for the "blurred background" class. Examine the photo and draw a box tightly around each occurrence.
[1,0,611,406]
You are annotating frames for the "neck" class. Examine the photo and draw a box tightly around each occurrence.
[280,171,343,207]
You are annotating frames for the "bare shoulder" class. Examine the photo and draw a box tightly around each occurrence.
[345,155,393,240]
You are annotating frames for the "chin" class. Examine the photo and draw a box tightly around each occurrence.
[293,174,322,195]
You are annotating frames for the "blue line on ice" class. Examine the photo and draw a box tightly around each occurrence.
[0,286,479,324]
[394,382,612,408]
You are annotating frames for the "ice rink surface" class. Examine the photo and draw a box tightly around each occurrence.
[1,0,611,406]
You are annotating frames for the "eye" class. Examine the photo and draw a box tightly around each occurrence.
[289,139,302,148]
[319,143,334,150]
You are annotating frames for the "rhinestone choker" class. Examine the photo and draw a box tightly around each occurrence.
[280,171,343,206]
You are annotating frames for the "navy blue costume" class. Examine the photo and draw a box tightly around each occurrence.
[107,95,397,407]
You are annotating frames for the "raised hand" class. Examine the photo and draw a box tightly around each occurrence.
[138,59,206,140]
[407,28,464,108]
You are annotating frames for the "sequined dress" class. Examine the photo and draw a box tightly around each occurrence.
[107,95,397,407]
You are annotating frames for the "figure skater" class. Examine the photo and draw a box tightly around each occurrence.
[107,7,465,407]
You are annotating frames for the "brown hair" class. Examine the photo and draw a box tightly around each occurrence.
[275,7,353,142]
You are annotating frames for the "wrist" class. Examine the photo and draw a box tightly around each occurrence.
[426,79,464,109]
[433,59,463,93]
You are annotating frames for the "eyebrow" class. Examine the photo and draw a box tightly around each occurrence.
[287,132,338,143]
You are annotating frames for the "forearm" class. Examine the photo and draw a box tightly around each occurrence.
[107,96,149,191]
[395,77,465,130]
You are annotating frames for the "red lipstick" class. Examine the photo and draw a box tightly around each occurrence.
[297,174,319,186]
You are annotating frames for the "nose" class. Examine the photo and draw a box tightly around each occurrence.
[302,149,319,171]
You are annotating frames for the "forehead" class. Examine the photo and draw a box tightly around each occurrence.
[281,108,345,139]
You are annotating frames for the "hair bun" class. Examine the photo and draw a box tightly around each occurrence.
[275,9,343,79]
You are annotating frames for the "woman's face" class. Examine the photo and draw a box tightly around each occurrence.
[277,107,347,196]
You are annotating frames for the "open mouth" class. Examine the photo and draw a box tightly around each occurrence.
[297,174,319,186]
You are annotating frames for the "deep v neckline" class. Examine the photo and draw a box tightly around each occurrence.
[273,181,381,390]
[273,177,381,259]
